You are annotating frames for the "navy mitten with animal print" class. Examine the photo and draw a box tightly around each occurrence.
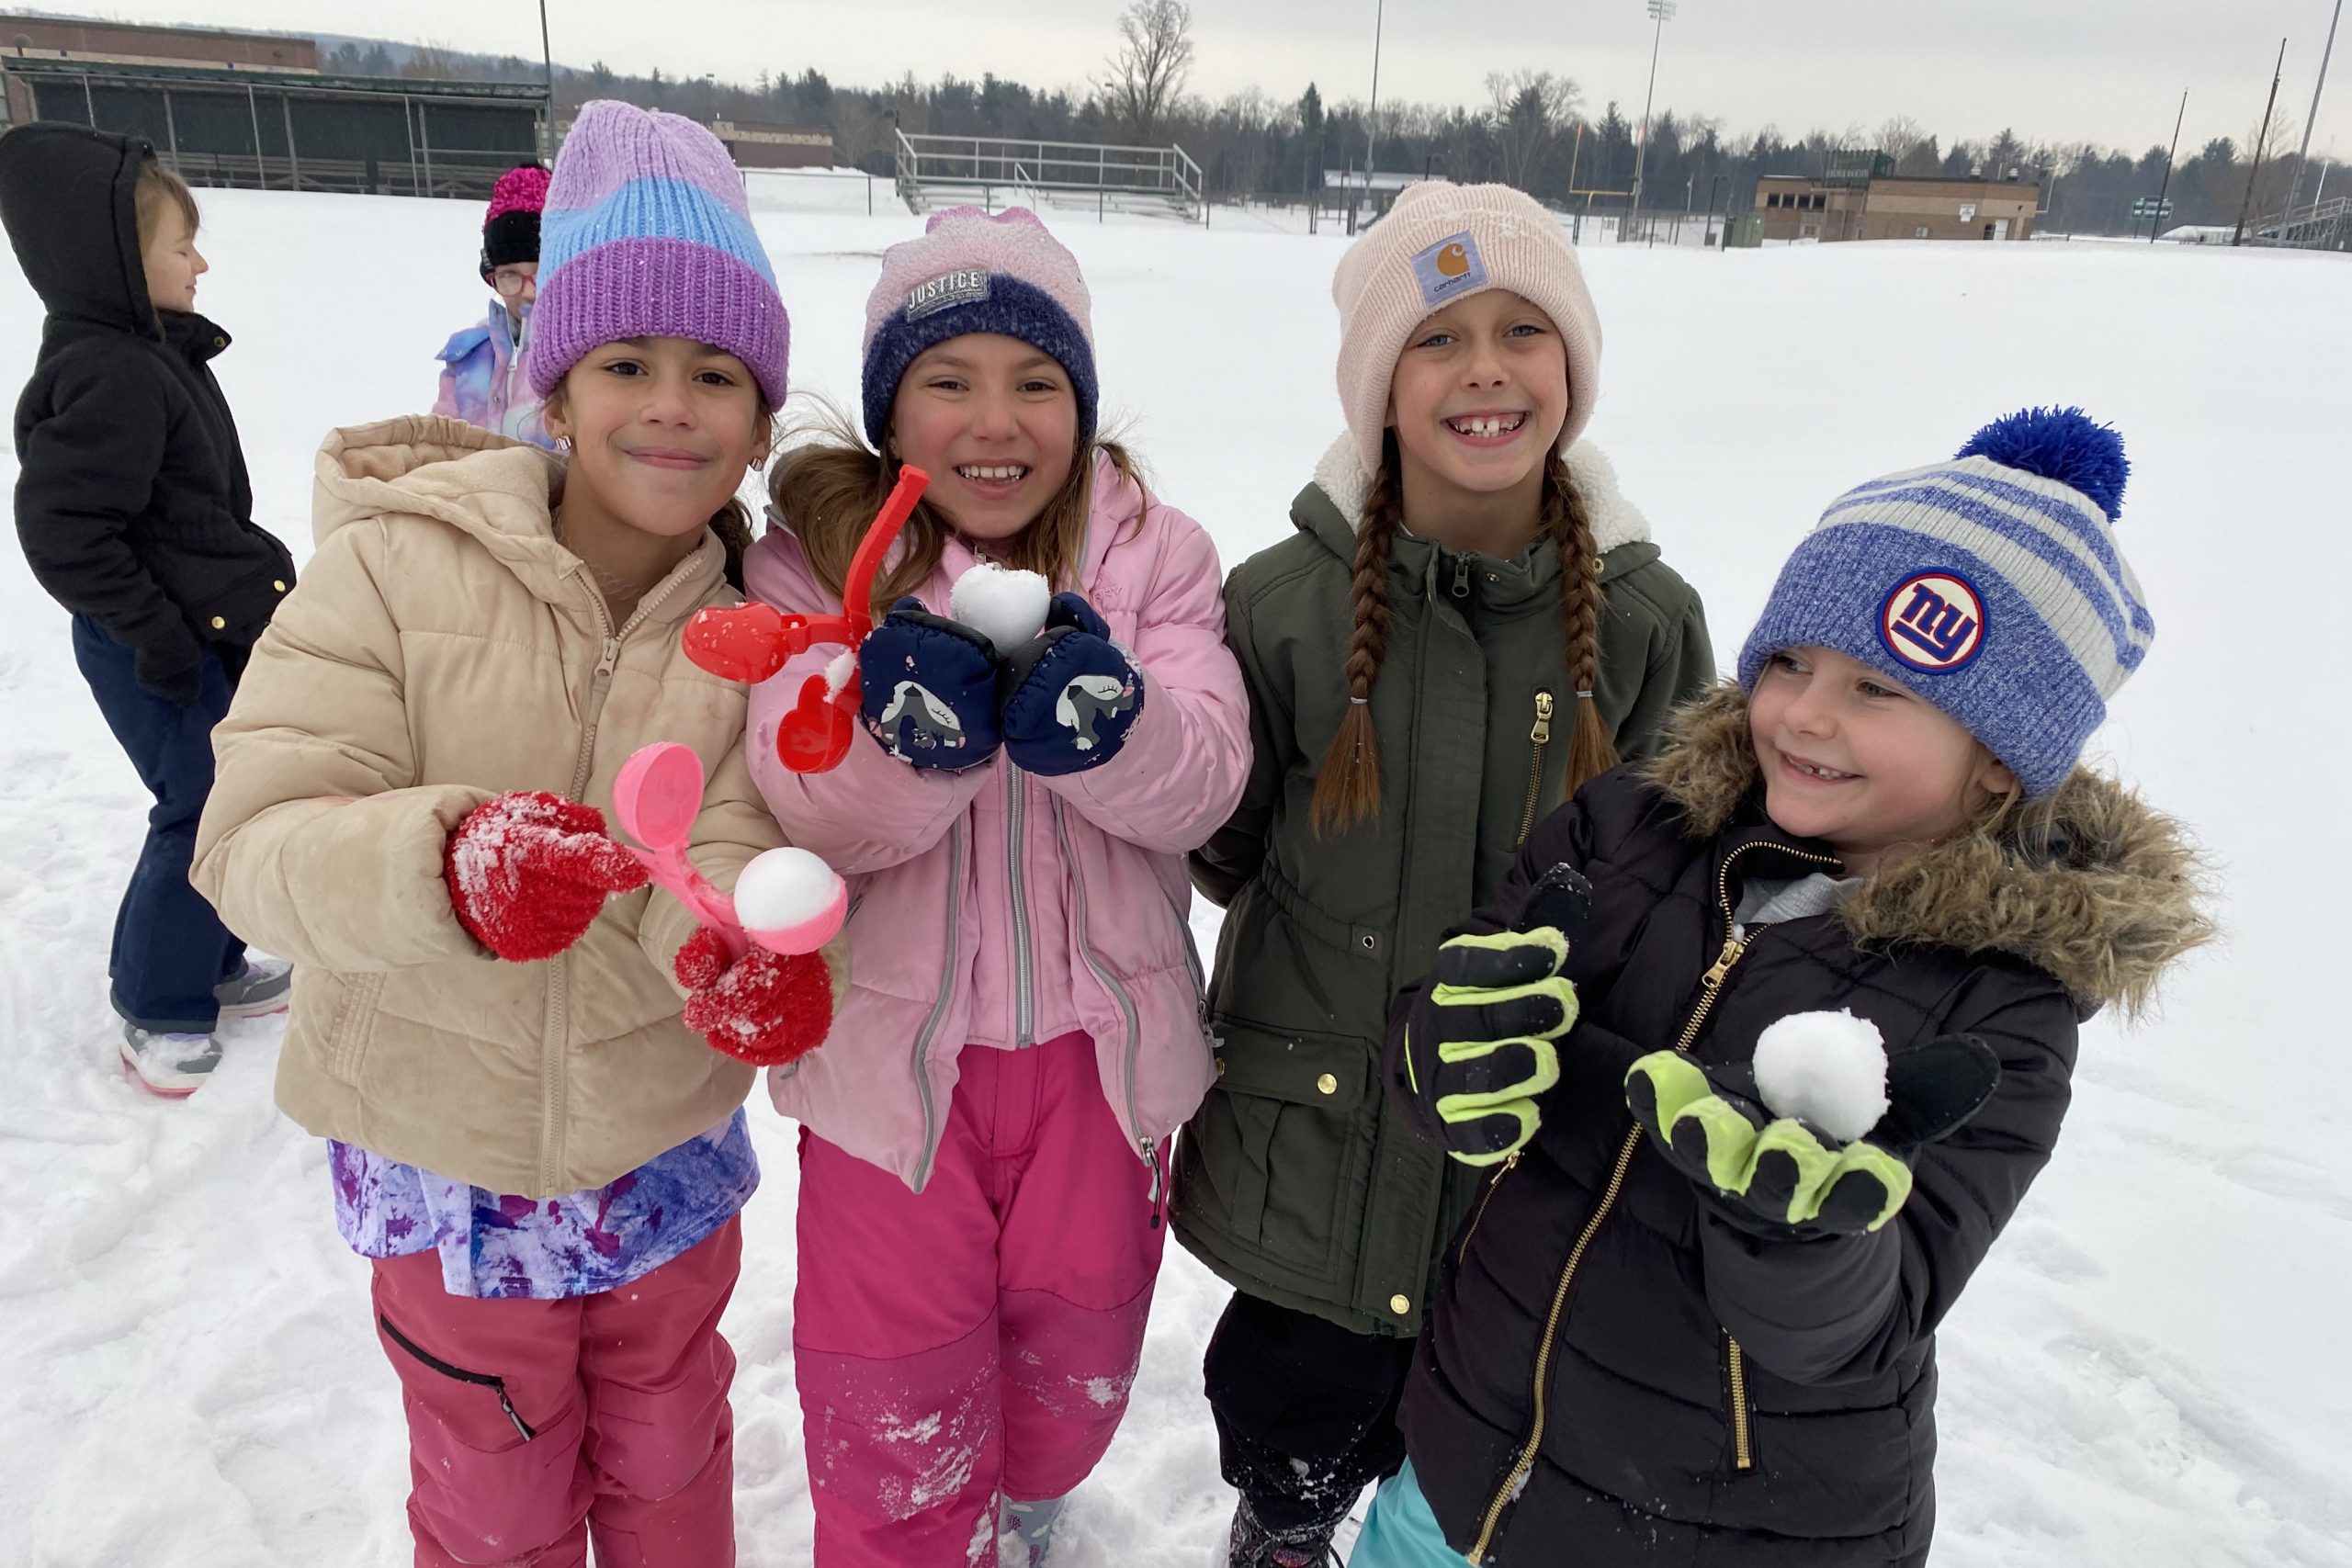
[858,598,1003,771]
[998,592,1146,775]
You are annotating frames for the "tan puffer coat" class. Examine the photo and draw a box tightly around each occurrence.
[192,416,786,1196]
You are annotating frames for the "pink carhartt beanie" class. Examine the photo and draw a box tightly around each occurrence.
[1331,180,1603,470]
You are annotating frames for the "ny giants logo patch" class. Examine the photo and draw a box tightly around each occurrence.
[1879,571,1986,672]
[906,268,990,321]
[1410,231,1487,309]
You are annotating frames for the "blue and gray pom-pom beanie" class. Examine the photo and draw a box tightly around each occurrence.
[1736,407,2152,799]
[859,205,1097,447]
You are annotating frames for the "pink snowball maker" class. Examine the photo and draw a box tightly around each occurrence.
[611,743,846,960]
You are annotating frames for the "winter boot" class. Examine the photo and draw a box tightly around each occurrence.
[1001,1494,1066,1564]
[214,956,293,1021]
[119,1022,222,1096]
[1228,1496,1343,1568]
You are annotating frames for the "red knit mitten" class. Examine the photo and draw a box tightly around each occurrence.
[674,926,836,1066]
[445,791,649,963]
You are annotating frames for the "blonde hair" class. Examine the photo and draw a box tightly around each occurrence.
[1310,436,1618,837]
[767,397,1144,615]
[133,160,199,248]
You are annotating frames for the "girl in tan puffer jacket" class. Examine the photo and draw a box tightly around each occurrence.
[191,102,826,1566]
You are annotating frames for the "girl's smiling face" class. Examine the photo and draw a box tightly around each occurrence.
[545,336,767,542]
[1385,288,1569,502]
[889,333,1080,545]
[1748,645,2018,875]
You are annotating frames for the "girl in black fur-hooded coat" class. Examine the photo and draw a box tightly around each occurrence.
[1364,408,2214,1567]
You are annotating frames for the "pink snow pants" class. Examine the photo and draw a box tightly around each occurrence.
[368,1218,741,1567]
[794,1032,1168,1567]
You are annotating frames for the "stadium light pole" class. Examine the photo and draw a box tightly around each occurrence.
[1632,0,1676,245]
[2278,0,2344,235]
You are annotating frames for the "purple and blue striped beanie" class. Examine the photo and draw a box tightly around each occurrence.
[860,206,1096,446]
[1736,407,2152,799]
[525,100,789,406]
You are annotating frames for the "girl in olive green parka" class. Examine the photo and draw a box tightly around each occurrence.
[1170,180,1715,1565]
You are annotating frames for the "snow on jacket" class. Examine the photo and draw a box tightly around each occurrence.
[744,450,1250,1191]
[433,304,555,451]
[0,123,295,676]
[192,415,786,1197]
[1384,682,2211,1566]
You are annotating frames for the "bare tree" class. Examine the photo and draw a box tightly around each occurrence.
[1101,0,1194,143]
[1485,69,1579,193]
[1877,116,1928,166]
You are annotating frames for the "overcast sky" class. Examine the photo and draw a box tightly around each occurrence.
[47,1,2352,157]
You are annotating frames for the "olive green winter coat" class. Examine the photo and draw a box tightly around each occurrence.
[1170,434,1714,1336]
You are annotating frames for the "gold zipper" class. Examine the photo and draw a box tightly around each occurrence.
[1726,1335,1756,1472]
[1465,839,1835,1560]
[1456,1150,1519,1268]
[1514,691,1555,846]
[1468,1127,1641,1563]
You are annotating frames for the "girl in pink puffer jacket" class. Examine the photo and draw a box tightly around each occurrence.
[745,206,1249,1567]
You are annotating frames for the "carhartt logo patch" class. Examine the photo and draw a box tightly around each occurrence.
[906,268,990,320]
[1879,571,1986,672]
[1410,231,1487,308]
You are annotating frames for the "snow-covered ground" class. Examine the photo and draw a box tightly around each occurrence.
[3,187,2347,1567]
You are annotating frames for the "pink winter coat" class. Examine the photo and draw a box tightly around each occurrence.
[745,452,1250,1191]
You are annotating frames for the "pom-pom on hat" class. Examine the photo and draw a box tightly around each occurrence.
[1737,407,2151,800]
[860,205,1096,447]
[1331,180,1604,471]
[480,163,548,278]
[524,100,790,406]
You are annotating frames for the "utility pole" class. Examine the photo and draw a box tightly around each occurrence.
[2151,89,2187,243]
[2236,38,2289,243]
[537,0,555,162]
[1631,0,1676,245]
[2278,0,2344,237]
[1362,0,1385,234]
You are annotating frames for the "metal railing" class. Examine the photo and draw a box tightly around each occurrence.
[153,148,522,199]
[2253,194,2352,250]
[895,130,1201,219]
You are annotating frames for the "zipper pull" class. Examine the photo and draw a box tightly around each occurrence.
[1530,690,1555,743]
[1698,932,1745,990]
[1451,553,1473,599]
[594,637,620,682]
[1142,1138,1165,1229]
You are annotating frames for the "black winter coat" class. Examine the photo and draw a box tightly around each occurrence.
[1385,683,2208,1566]
[0,122,293,694]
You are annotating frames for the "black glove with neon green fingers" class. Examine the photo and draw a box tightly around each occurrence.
[1404,866,1594,1167]
[1623,1036,2002,1239]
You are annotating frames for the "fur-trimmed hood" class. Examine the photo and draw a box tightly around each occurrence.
[1303,429,1653,554]
[1643,682,2215,1016]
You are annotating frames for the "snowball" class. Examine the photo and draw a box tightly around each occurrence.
[1750,1009,1890,1143]
[733,847,842,932]
[948,563,1050,655]
[823,649,855,694]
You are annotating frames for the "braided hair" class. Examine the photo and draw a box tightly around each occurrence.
[1308,441,1616,838]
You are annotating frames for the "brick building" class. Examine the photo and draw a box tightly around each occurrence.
[1754,172,2043,243]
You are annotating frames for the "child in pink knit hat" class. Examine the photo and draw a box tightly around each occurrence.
[431,162,559,448]
[742,204,1250,1566]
